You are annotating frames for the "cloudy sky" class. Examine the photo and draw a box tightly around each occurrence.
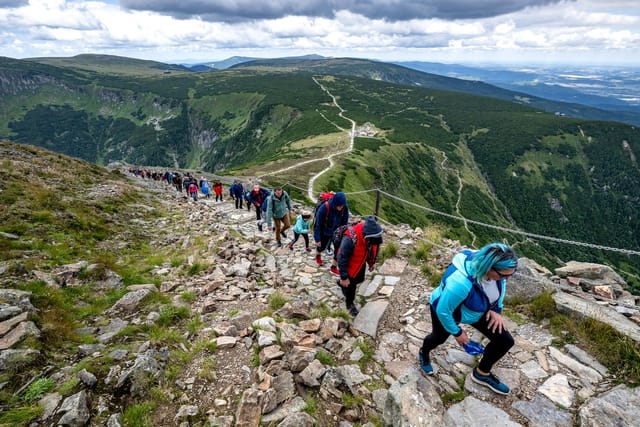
[1,0,639,66]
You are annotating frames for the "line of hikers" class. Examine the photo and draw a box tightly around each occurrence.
[132,168,518,396]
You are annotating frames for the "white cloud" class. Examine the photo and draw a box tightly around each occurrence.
[0,0,637,65]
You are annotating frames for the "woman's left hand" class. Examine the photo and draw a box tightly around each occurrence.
[486,310,504,334]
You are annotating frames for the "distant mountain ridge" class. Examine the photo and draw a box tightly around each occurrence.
[396,60,640,114]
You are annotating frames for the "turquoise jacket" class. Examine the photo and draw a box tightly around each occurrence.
[265,191,292,227]
[292,215,310,234]
[430,250,506,336]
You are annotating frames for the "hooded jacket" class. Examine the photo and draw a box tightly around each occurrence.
[336,217,382,280]
[429,250,507,336]
[313,192,349,241]
[266,190,292,227]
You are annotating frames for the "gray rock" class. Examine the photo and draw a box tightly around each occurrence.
[578,384,640,427]
[208,415,234,427]
[277,412,315,427]
[106,413,122,427]
[555,261,626,285]
[0,305,22,322]
[77,369,97,387]
[299,359,326,387]
[383,366,444,426]
[553,291,640,342]
[0,348,40,371]
[0,320,40,350]
[538,374,575,408]
[445,396,522,426]
[174,405,199,421]
[39,392,62,421]
[107,289,152,313]
[97,318,129,343]
[353,299,389,338]
[235,388,262,427]
[77,344,105,357]
[0,289,34,312]
[507,258,556,303]
[261,396,306,424]
[56,390,90,426]
[513,395,573,427]
[116,354,161,397]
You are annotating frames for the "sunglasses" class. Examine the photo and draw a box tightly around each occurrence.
[492,268,516,279]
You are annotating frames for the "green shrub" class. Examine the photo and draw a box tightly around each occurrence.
[528,291,557,322]
[315,350,335,366]
[122,402,155,427]
[379,241,398,262]
[22,378,54,402]
[268,291,289,311]
[0,405,43,426]
[303,396,317,416]
[157,306,190,326]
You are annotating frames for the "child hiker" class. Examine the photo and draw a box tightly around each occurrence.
[288,210,312,252]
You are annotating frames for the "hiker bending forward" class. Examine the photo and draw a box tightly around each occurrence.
[336,216,383,317]
[419,243,517,395]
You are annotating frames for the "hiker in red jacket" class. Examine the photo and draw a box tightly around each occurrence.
[335,216,383,316]
[213,180,223,202]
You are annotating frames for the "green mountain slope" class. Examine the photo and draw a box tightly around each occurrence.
[26,53,192,76]
[0,56,638,286]
[232,58,640,126]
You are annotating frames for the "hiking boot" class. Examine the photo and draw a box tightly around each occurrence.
[330,266,340,276]
[347,304,359,317]
[280,231,287,239]
[418,351,434,375]
[315,255,323,266]
[305,247,311,252]
[257,222,263,232]
[276,241,282,248]
[471,368,510,395]
[326,248,333,256]
[288,243,294,250]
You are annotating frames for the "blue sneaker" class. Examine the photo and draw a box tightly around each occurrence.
[471,368,510,395]
[418,351,433,375]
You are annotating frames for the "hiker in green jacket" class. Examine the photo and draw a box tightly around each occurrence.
[266,186,292,248]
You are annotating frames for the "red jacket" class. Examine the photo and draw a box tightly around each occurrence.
[337,222,379,280]
[213,182,223,195]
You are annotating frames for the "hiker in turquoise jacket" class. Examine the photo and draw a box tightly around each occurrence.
[419,243,518,396]
[265,187,292,248]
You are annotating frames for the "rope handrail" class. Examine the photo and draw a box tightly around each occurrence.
[240,181,639,257]
[375,190,640,256]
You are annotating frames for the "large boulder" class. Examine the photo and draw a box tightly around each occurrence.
[507,258,556,303]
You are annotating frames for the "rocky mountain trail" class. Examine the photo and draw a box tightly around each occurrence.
[2,171,640,426]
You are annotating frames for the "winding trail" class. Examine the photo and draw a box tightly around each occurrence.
[436,147,477,247]
[307,77,356,201]
[262,77,356,202]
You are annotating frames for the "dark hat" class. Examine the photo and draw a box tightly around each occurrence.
[362,216,383,239]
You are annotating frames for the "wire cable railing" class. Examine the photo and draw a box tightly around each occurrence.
[241,176,640,257]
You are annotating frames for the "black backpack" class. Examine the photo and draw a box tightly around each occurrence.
[332,223,357,251]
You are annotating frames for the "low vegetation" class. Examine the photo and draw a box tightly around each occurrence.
[527,292,640,385]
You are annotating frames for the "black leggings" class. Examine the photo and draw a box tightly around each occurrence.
[420,304,514,373]
[290,232,309,248]
[338,267,365,307]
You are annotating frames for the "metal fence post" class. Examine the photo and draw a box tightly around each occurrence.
[374,188,381,219]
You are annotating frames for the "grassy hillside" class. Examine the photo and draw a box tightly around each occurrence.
[26,53,192,76]
[1,57,639,287]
